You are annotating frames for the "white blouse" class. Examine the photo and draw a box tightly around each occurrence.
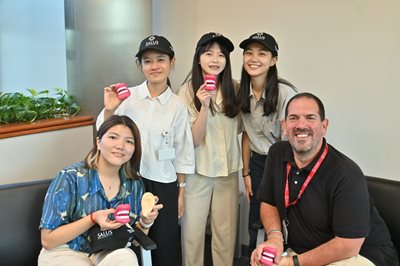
[97,81,195,183]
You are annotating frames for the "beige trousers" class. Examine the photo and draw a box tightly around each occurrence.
[286,248,375,266]
[181,172,239,266]
[38,245,138,266]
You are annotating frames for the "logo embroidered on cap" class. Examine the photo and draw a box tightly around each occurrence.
[145,36,159,47]
[253,32,265,40]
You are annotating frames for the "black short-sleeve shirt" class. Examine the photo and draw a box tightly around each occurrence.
[258,139,398,265]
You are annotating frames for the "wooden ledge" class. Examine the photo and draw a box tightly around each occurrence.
[0,116,94,139]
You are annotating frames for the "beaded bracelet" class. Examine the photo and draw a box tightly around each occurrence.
[267,235,284,242]
[267,229,283,236]
[139,218,154,229]
[267,229,284,242]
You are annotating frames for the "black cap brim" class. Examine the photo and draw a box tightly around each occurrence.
[212,36,234,52]
[239,39,273,51]
[239,36,278,56]
[196,35,234,53]
[135,47,174,58]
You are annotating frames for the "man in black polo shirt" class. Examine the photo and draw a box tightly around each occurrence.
[251,93,398,266]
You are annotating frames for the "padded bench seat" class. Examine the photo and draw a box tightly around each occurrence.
[0,179,155,266]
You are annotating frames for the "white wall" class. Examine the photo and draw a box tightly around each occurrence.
[153,0,400,181]
[0,126,93,185]
[152,0,400,246]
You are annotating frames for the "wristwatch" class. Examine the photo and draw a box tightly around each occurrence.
[177,182,186,188]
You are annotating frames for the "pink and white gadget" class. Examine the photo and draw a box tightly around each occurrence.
[114,204,131,224]
[113,83,130,100]
[260,246,277,265]
[203,75,217,91]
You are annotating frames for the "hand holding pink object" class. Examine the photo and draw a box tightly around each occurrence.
[203,75,217,91]
[114,204,131,224]
[113,83,130,100]
[260,246,277,265]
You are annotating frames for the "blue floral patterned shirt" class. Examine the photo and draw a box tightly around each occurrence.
[39,161,144,253]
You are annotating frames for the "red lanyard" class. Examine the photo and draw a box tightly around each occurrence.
[284,144,329,208]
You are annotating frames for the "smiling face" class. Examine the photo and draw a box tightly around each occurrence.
[243,42,277,79]
[140,50,174,86]
[97,124,135,169]
[282,97,328,161]
[199,42,227,77]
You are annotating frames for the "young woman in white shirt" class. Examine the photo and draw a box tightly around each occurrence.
[97,35,195,266]
[178,32,241,266]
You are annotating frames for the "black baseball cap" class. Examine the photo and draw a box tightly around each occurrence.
[135,35,175,58]
[89,224,135,254]
[196,32,234,52]
[239,32,279,56]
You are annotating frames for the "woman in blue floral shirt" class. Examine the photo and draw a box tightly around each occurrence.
[38,115,162,266]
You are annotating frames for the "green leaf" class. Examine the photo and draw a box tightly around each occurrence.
[0,88,80,124]
[26,88,38,97]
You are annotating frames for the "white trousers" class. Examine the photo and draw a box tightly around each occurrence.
[38,245,138,266]
[181,171,239,266]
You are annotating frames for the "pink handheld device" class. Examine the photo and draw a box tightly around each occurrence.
[204,75,217,91]
[114,83,130,100]
[114,204,131,223]
[260,246,277,265]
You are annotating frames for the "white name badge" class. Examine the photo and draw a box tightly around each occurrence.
[158,148,175,160]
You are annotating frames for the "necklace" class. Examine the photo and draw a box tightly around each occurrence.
[108,177,118,190]
[102,176,119,191]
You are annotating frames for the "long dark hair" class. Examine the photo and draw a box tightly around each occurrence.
[85,115,142,180]
[182,41,239,118]
[238,60,295,116]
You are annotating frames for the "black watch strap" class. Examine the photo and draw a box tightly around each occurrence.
[292,255,300,266]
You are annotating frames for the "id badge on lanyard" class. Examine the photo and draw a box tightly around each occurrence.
[158,130,175,161]
[282,218,289,244]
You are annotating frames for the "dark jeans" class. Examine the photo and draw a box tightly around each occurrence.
[247,151,267,256]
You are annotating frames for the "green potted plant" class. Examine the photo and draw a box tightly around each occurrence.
[0,88,80,124]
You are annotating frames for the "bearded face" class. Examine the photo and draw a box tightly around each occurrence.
[282,97,328,159]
